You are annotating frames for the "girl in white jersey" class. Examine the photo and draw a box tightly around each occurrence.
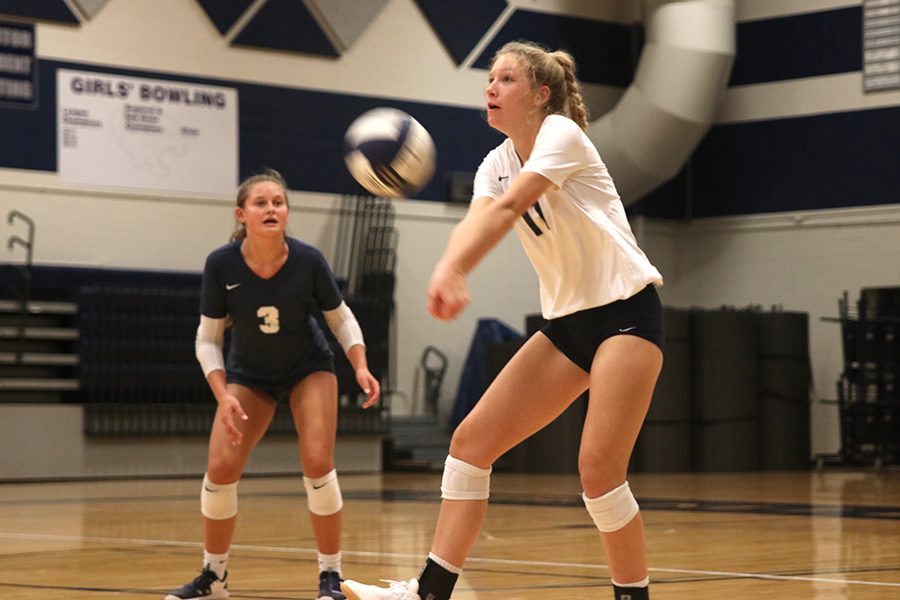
[166,170,381,600]
[343,42,663,600]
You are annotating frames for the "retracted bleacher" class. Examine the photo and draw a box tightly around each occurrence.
[1,264,387,437]
[79,281,387,437]
[79,284,212,435]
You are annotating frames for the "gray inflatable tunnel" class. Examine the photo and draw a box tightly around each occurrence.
[587,0,736,205]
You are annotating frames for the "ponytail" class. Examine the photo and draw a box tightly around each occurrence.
[550,51,590,130]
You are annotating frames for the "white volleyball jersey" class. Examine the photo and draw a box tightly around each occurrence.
[472,114,663,319]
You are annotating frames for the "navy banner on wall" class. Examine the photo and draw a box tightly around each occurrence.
[0,20,36,109]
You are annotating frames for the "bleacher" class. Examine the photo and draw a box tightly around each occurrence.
[0,265,390,437]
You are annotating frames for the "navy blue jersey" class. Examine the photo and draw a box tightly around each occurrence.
[200,237,342,386]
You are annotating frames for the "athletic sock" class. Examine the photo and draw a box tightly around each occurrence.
[318,551,342,576]
[612,576,650,600]
[204,550,229,580]
[417,554,460,600]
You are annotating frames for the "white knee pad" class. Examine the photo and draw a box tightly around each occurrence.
[583,481,639,532]
[304,469,344,516]
[440,455,491,500]
[201,473,238,520]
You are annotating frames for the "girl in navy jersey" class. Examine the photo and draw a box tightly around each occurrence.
[343,41,663,600]
[166,169,380,600]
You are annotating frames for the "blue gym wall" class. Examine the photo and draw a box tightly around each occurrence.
[0,2,896,217]
[0,58,503,201]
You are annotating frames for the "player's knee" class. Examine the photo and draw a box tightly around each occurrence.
[304,469,343,516]
[201,473,239,520]
[301,451,332,477]
[582,481,639,532]
[206,455,242,484]
[440,455,491,500]
[578,452,628,492]
[447,419,482,457]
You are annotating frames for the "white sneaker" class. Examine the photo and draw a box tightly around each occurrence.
[341,578,421,600]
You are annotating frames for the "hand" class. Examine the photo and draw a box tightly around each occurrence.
[357,369,381,409]
[427,263,469,321]
[216,393,248,445]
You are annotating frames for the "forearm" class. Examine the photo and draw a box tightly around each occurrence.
[345,343,369,373]
[205,368,231,403]
[440,171,552,275]
[438,202,518,275]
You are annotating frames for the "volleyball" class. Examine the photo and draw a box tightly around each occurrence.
[343,108,436,198]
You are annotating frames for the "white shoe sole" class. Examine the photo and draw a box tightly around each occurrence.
[340,582,362,600]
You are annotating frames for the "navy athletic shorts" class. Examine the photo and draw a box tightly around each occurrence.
[540,285,664,373]
[227,353,335,403]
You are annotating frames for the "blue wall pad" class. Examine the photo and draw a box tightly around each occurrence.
[237,80,502,199]
[730,7,862,86]
[635,105,900,218]
[196,0,255,36]
[626,170,690,221]
[11,57,895,213]
[0,0,78,24]
[232,0,338,57]
[1,60,503,202]
[473,9,637,87]
[0,57,56,171]
[415,0,506,65]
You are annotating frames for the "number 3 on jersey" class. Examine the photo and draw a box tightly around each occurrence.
[257,306,280,334]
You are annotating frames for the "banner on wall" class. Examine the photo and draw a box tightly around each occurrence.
[0,21,36,108]
[57,69,238,195]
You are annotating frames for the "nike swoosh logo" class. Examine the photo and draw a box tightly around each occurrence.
[204,486,216,492]
[498,175,509,182]
[312,481,331,490]
[618,326,637,332]
[226,283,240,290]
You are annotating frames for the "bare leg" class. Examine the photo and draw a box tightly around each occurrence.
[580,335,662,584]
[430,333,590,566]
[290,371,341,554]
[204,384,277,553]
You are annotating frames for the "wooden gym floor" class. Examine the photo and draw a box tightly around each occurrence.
[1,470,898,599]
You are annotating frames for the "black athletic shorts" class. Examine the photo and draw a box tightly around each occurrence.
[227,353,335,403]
[540,285,664,373]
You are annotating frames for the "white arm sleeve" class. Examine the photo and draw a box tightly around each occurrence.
[195,315,226,377]
[323,301,365,355]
